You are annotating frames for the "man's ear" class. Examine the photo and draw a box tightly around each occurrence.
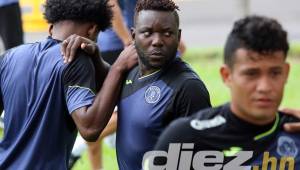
[283,62,290,84]
[48,24,53,36]
[220,64,232,87]
[131,27,135,39]
[87,24,99,39]
[178,29,181,42]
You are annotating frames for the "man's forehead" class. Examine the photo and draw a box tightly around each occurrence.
[135,10,177,26]
[234,48,285,62]
[232,48,286,69]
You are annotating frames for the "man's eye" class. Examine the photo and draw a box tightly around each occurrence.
[143,31,151,36]
[164,32,171,37]
[271,70,282,77]
[244,71,258,77]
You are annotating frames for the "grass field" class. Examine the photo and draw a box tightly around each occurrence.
[72,46,300,170]
[0,46,299,170]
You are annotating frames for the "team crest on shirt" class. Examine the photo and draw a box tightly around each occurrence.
[276,136,298,157]
[145,86,161,104]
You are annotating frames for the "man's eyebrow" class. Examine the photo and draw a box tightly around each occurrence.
[270,66,283,70]
[162,27,173,30]
[241,67,259,72]
[137,26,151,30]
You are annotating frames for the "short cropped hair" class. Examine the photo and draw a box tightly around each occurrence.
[134,0,180,27]
[44,0,113,31]
[224,15,289,67]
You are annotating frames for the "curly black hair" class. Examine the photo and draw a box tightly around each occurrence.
[44,0,113,31]
[224,15,289,67]
[135,0,180,27]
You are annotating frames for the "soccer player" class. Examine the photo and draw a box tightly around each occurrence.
[116,0,211,169]
[69,0,188,168]
[0,0,137,169]
[69,0,136,168]
[153,15,300,169]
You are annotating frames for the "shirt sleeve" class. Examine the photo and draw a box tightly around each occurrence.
[173,79,212,117]
[63,52,98,114]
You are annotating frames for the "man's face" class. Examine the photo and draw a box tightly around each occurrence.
[133,10,181,71]
[221,48,289,124]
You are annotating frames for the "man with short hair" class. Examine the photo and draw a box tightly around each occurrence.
[153,15,300,169]
[0,0,137,169]
[116,0,211,169]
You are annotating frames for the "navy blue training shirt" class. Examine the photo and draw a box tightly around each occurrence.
[0,37,98,169]
[117,58,211,170]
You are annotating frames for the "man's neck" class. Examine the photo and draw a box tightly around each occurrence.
[50,21,80,41]
[230,103,277,126]
[138,61,160,77]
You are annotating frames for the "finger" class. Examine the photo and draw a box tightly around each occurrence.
[61,39,69,63]
[81,43,87,50]
[69,36,83,62]
[284,123,300,133]
[280,108,300,119]
[65,36,76,63]
[82,43,96,55]
[125,44,135,54]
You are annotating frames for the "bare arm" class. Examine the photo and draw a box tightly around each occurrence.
[109,0,132,46]
[98,111,117,139]
[60,35,137,141]
[71,44,137,142]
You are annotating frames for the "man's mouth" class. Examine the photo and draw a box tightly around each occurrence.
[149,51,165,59]
[151,51,163,56]
[254,98,274,107]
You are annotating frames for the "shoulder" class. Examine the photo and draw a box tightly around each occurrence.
[168,58,199,78]
[0,43,38,66]
[62,50,96,83]
[168,105,226,134]
[155,105,228,150]
[192,105,225,120]
[164,58,206,87]
[64,51,95,71]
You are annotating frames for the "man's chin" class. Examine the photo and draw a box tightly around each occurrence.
[149,62,166,70]
[252,109,278,121]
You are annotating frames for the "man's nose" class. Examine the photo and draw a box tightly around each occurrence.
[151,33,163,47]
[256,76,272,93]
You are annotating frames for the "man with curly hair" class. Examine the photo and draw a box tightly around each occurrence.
[0,0,137,169]
[153,15,300,169]
[115,0,211,169]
